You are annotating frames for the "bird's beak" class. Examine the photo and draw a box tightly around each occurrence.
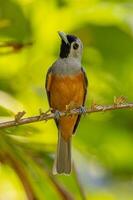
[58,31,69,45]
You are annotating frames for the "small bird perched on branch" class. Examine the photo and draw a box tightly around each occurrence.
[45,31,88,174]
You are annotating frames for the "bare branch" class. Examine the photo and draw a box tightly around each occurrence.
[0,153,36,200]
[73,163,86,200]
[0,102,133,129]
[0,41,32,53]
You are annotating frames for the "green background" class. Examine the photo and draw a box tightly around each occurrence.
[0,0,133,199]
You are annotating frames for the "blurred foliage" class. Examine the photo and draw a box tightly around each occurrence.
[0,0,133,199]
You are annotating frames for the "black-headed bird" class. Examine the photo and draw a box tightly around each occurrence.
[45,32,88,174]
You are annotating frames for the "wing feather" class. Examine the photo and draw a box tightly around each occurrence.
[45,67,53,107]
[72,67,88,134]
[45,67,59,127]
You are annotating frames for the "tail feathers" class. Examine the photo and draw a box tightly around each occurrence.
[53,131,71,175]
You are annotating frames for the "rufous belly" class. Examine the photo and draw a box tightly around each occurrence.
[49,71,85,140]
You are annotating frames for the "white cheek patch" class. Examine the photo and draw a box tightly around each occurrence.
[68,41,83,59]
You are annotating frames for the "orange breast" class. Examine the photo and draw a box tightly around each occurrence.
[49,71,85,140]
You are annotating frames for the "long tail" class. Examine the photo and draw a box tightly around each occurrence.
[53,131,71,175]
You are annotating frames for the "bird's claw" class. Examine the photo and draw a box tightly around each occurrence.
[54,110,61,121]
[78,106,87,115]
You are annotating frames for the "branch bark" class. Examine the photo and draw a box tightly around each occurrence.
[0,41,32,53]
[0,102,133,129]
[0,153,37,200]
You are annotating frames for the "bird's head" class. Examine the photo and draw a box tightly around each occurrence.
[58,31,83,61]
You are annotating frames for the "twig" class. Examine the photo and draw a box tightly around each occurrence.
[0,153,36,200]
[33,156,74,200]
[0,102,133,129]
[0,41,32,52]
[73,163,86,200]
[49,175,74,200]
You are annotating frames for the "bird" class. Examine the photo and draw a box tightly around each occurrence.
[45,31,88,175]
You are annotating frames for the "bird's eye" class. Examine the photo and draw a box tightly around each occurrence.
[73,42,79,50]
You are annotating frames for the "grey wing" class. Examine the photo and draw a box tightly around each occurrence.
[45,67,53,107]
[45,66,59,127]
[73,67,88,134]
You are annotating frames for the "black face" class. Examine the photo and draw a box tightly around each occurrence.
[59,35,77,58]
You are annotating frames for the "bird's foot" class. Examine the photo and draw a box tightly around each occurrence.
[78,106,87,116]
[54,110,61,121]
